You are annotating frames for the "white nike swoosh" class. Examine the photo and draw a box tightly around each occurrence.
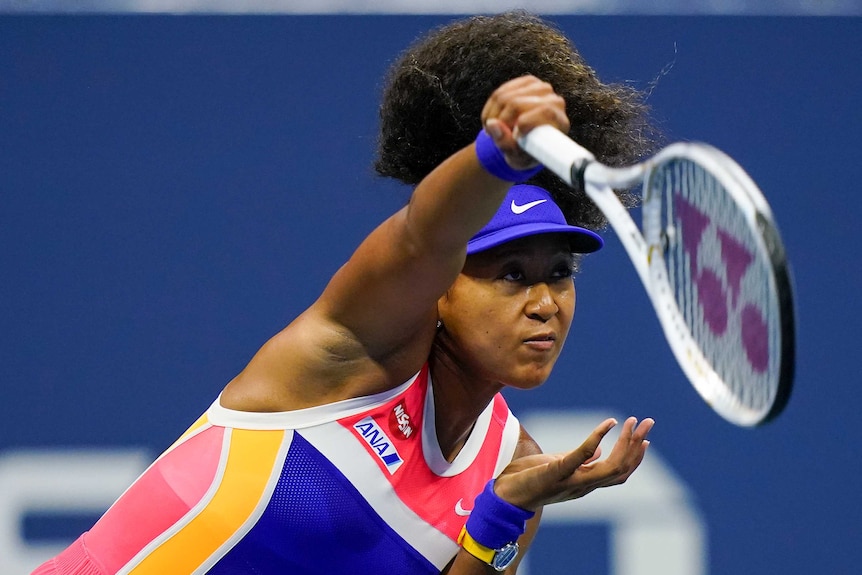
[511,199,547,214]
[454,499,472,516]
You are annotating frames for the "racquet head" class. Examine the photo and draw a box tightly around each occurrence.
[642,144,795,426]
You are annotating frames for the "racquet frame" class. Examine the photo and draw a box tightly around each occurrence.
[519,126,794,426]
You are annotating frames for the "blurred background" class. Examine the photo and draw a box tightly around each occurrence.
[1,2,860,574]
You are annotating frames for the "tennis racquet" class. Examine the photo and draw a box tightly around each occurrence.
[519,126,795,426]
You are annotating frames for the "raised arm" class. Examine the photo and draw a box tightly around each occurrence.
[318,76,569,362]
[223,76,570,409]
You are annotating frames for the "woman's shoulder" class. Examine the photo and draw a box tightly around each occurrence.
[221,308,429,412]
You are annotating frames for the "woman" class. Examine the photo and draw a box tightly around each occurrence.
[35,12,656,575]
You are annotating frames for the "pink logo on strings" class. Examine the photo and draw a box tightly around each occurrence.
[675,195,768,373]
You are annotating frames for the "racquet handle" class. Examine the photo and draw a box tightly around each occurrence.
[517,125,595,186]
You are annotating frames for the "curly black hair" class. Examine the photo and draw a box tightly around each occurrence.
[374,11,659,231]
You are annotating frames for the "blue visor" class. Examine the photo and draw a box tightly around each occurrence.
[467,184,603,255]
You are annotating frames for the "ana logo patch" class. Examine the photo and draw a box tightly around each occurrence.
[353,416,403,474]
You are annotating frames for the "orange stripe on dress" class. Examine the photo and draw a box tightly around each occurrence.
[127,428,285,575]
[85,424,226,573]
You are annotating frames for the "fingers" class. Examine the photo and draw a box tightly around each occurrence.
[481,75,568,131]
[599,416,655,485]
[480,75,569,167]
[554,418,617,479]
[494,416,654,510]
[617,416,655,444]
[583,445,602,466]
[558,416,654,487]
[480,75,544,125]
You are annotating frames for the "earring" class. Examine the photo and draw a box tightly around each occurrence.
[436,319,443,329]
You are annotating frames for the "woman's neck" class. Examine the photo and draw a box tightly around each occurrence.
[428,344,503,462]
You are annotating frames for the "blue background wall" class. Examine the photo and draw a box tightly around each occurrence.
[1,15,860,574]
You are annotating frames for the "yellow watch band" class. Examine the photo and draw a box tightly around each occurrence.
[457,526,496,564]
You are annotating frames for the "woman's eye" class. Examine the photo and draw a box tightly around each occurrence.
[502,270,525,282]
[551,265,574,280]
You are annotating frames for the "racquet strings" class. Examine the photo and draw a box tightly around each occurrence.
[654,159,782,415]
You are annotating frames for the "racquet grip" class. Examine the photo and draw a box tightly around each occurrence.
[517,125,595,186]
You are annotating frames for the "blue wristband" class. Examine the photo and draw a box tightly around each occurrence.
[475,129,543,182]
[465,480,536,549]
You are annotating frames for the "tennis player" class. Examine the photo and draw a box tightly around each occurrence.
[35,12,656,575]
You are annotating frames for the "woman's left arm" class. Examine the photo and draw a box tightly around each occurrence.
[444,418,654,574]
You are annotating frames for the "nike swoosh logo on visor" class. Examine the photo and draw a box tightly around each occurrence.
[454,499,472,516]
[510,199,547,214]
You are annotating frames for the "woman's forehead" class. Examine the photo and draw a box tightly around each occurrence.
[462,235,575,277]
[469,233,574,261]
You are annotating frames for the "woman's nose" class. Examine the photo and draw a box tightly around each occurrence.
[525,282,558,321]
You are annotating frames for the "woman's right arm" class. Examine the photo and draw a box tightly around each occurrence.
[223,76,571,409]
[313,76,569,367]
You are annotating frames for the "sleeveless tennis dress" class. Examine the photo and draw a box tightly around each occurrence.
[33,365,520,575]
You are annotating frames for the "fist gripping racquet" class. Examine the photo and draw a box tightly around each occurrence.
[519,126,795,426]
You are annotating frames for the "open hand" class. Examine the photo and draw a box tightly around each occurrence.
[493,417,655,510]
